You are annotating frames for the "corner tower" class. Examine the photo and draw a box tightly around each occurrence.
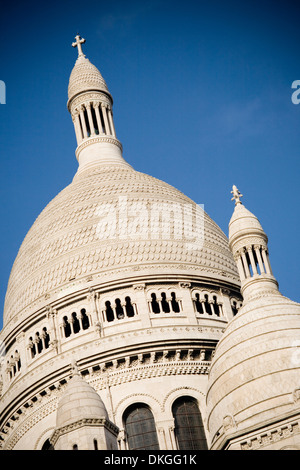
[206,187,300,450]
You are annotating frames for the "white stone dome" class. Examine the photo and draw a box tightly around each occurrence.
[56,374,108,429]
[3,163,239,326]
[229,202,267,248]
[206,291,300,446]
[68,55,110,103]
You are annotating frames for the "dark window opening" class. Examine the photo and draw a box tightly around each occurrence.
[41,439,54,450]
[36,333,43,354]
[172,397,208,450]
[125,296,135,317]
[195,293,203,313]
[91,105,99,135]
[171,292,180,312]
[115,298,125,319]
[43,327,50,348]
[72,312,81,334]
[213,296,220,316]
[124,404,160,451]
[232,301,238,316]
[63,316,72,338]
[81,309,90,330]
[105,301,114,322]
[83,109,91,137]
[151,293,160,314]
[161,292,170,313]
[204,295,212,315]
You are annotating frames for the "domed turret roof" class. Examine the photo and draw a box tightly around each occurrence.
[56,372,108,429]
[229,202,266,246]
[68,55,110,103]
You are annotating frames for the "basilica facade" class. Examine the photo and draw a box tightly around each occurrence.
[0,36,299,451]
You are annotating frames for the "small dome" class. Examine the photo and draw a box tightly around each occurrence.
[229,202,266,248]
[206,292,300,445]
[56,374,108,429]
[68,55,110,103]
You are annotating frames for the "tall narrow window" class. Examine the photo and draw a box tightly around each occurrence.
[72,312,81,334]
[125,296,135,317]
[63,316,72,338]
[115,298,125,319]
[204,295,212,315]
[195,293,203,313]
[171,292,180,312]
[124,404,160,450]
[105,301,114,322]
[213,296,220,316]
[172,397,207,450]
[151,293,160,314]
[81,309,90,330]
[161,292,170,313]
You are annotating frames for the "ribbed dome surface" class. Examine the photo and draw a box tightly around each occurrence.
[68,56,109,101]
[206,292,300,444]
[56,374,108,428]
[4,164,239,325]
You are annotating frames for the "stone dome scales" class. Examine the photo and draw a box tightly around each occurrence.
[3,164,239,326]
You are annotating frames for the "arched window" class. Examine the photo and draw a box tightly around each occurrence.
[194,293,203,313]
[204,295,212,315]
[172,397,207,450]
[105,301,114,322]
[41,439,54,450]
[212,296,220,316]
[72,312,81,334]
[151,293,160,314]
[42,327,50,348]
[171,292,180,312]
[125,296,135,317]
[63,316,72,338]
[161,292,170,313]
[124,404,160,450]
[115,298,125,319]
[81,309,90,330]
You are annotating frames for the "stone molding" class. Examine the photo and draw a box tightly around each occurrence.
[50,417,119,447]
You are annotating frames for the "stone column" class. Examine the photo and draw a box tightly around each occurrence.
[219,288,234,320]
[235,252,246,280]
[73,111,82,144]
[156,420,175,450]
[241,249,251,278]
[79,105,88,138]
[101,104,111,135]
[179,282,195,324]
[15,332,26,374]
[133,284,151,328]
[94,102,104,135]
[86,103,95,136]
[261,248,272,275]
[107,107,116,137]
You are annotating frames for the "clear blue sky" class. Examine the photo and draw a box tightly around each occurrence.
[0,0,299,330]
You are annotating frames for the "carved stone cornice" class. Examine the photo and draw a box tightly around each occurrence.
[75,136,123,158]
[50,417,119,446]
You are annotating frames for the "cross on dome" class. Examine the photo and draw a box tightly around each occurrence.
[72,34,86,57]
[231,185,243,205]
